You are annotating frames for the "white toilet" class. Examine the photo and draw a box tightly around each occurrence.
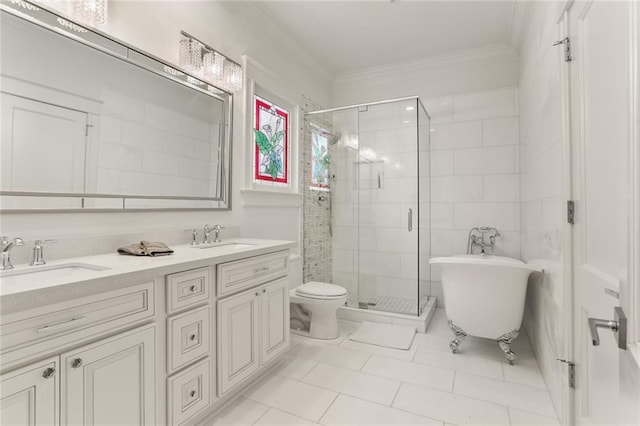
[288,255,348,340]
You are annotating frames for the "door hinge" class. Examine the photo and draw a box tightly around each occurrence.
[557,359,576,388]
[567,200,575,224]
[85,124,94,136]
[553,37,572,62]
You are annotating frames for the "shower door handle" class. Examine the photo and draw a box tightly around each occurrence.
[407,208,413,232]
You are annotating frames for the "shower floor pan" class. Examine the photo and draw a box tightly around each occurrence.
[339,295,436,333]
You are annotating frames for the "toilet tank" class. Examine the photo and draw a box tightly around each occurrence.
[289,254,302,290]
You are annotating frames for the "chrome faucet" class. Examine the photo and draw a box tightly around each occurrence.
[1,236,24,270]
[30,239,56,266]
[203,224,211,244]
[185,228,198,245]
[467,227,501,255]
[212,224,225,243]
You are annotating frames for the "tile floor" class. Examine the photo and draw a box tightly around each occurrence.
[207,309,560,426]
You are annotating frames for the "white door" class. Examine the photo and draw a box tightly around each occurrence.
[60,325,156,426]
[0,357,59,426]
[0,93,87,193]
[217,289,260,395]
[260,278,290,365]
[568,0,640,424]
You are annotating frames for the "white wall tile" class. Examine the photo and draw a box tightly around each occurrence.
[430,150,453,176]
[454,148,485,175]
[431,176,483,203]
[483,117,519,146]
[453,203,519,232]
[483,146,517,174]
[484,174,520,202]
[423,96,454,124]
[453,88,517,121]
[430,121,482,150]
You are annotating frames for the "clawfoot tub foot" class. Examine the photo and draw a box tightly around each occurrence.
[447,320,467,353]
[497,329,520,364]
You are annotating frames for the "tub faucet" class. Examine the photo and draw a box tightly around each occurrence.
[467,227,501,255]
[1,236,24,270]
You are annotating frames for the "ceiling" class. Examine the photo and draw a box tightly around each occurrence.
[241,0,517,76]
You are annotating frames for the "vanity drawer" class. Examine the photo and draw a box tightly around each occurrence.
[167,305,210,373]
[0,282,154,366]
[217,250,289,297]
[168,357,212,426]
[166,267,210,314]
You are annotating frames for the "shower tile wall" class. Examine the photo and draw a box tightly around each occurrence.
[301,96,332,283]
[425,88,520,307]
[331,101,429,307]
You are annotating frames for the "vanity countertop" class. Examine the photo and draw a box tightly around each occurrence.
[0,238,295,312]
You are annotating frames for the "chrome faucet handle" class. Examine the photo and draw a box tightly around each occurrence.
[1,237,24,270]
[212,224,225,243]
[31,239,56,266]
[203,224,211,244]
[184,228,198,246]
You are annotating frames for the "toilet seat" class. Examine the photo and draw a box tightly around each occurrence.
[295,282,347,300]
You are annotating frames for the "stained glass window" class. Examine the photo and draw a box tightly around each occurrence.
[253,95,289,186]
[310,127,330,190]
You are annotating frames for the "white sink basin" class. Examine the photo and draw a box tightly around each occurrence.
[0,262,111,284]
[190,242,256,250]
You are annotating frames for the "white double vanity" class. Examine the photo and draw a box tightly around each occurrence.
[0,239,295,425]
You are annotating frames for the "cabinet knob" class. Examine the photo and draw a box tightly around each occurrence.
[262,288,266,293]
[42,367,56,379]
[255,292,259,296]
[71,358,83,368]
[190,390,196,398]
[190,334,197,341]
[189,285,196,292]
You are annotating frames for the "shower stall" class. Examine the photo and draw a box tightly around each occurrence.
[305,96,432,318]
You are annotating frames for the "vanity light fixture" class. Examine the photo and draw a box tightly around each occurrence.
[179,31,243,93]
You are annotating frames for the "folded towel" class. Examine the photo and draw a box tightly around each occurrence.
[117,243,146,256]
[141,241,174,256]
[117,241,174,257]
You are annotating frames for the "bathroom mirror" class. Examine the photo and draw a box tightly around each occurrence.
[0,2,232,211]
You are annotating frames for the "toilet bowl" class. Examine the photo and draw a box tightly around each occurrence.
[289,256,347,340]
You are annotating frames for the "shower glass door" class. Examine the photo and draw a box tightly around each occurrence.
[355,99,421,315]
[307,97,430,317]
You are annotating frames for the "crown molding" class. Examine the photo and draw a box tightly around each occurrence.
[333,43,519,89]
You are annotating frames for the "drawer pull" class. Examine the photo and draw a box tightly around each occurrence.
[190,390,196,398]
[71,358,83,368]
[254,266,270,274]
[189,334,197,341]
[37,317,85,333]
[42,367,55,379]
[189,285,197,292]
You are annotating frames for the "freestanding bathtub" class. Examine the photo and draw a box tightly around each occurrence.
[429,255,541,363]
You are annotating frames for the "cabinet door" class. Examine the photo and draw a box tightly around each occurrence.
[260,278,290,366]
[217,290,260,395]
[0,357,59,426]
[61,325,155,426]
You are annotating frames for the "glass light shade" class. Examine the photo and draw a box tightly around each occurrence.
[222,60,243,92]
[203,51,224,84]
[179,37,203,74]
[72,0,108,28]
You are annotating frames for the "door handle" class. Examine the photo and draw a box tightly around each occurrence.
[407,208,413,232]
[588,306,627,349]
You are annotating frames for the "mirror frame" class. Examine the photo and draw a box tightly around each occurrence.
[0,0,233,212]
